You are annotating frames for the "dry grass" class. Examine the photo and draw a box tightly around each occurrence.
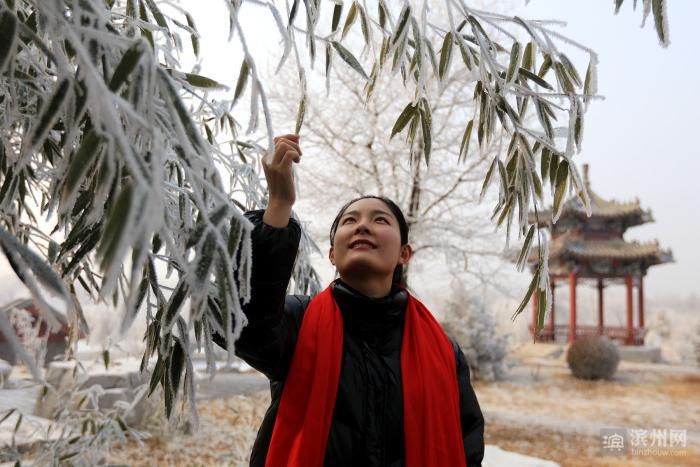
[109,363,700,466]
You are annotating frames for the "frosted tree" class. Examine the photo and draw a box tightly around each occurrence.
[441,281,509,380]
[0,0,669,422]
[269,64,502,287]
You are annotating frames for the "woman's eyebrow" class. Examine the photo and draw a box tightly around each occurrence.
[342,209,393,218]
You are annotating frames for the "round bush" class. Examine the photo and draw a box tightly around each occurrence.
[566,335,620,380]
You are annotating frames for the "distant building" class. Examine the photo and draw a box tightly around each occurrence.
[0,298,73,365]
[527,164,673,345]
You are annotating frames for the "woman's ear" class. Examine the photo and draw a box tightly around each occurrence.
[328,247,335,266]
[398,244,412,265]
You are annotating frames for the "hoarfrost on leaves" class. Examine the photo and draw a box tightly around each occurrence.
[441,282,509,381]
[0,0,670,428]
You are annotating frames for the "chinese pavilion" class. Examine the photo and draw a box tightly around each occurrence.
[528,164,673,345]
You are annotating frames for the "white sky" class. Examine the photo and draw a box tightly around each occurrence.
[181,0,698,301]
[515,1,700,301]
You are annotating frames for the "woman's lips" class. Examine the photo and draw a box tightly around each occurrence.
[349,240,376,249]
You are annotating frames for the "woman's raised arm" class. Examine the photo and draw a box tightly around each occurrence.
[215,135,308,381]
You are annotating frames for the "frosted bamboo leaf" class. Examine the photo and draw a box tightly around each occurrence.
[0,0,672,429]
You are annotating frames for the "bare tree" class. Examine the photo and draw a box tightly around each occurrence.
[269,64,506,287]
[0,0,669,425]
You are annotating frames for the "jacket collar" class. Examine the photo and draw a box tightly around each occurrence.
[331,278,407,339]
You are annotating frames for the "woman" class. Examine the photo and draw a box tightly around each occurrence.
[223,134,484,467]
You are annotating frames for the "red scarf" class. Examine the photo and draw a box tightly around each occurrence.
[265,285,466,467]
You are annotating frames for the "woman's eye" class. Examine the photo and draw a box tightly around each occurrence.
[342,217,355,224]
[376,217,388,223]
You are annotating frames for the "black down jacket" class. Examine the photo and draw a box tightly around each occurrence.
[218,210,484,467]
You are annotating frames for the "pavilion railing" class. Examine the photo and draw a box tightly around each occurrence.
[534,324,647,346]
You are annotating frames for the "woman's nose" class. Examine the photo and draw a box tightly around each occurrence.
[354,219,371,233]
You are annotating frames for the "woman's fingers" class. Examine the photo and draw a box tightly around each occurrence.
[275,140,301,159]
[283,149,301,163]
[274,133,299,143]
[268,138,302,166]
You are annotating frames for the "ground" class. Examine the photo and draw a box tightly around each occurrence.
[106,350,700,466]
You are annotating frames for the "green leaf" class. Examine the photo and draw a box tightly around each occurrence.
[390,102,417,138]
[331,41,368,80]
[516,224,536,270]
[160,69,205,153]
[652,0,669,46]
[459,119,474,163]
[512,268,540,320]
[0,227,67,300]
[532,170,543,200]
[519,67,553,90]
[358,5,371,48]
[419,98,432,165]
[341,2,358,39]
[574,101,583,150]
[109,40,145,92]
[538,54,552,77]
[102,349,110,370]
[288,0,299,26]
[480,156,498,200]
[148,357,164,397]
[97,182,134,271]
[553,159,570,217]
[162,278,189,331]
[183,73,226,88]
[583,59,595,104]
[295,93,306,134]
[537,286,547,331]
[554,62,575,93]
[185,13,199,57]
[549,152,560,187]
[506,42,520,82]
[438,32,453,80]
[331,3,343,33]
[391,4,411,48]
[378,0,387,30]
[31,78,71,147]
[168,337,186,413]
[522,42,535,71]
[0,11,17,73]
[540,147,551,182]
[138,0,154,49]
[536,101,554,141]
[233,59,249,104]
[559,53,582,87]
[614,0,624,14]
[62,130,101,204]
[144,0,168,28]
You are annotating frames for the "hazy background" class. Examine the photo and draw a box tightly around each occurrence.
[1,1,697,348]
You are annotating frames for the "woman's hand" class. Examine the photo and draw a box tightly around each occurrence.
[262,134,302,227]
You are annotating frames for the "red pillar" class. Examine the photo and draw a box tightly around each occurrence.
[549,279,556,340]
[625,273,634,345]
[568,272,577,343]
[597,278,604,336]
[638,274,645,329]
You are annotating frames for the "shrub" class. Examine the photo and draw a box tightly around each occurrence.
[566,335,620,380]
[441,283,509,381]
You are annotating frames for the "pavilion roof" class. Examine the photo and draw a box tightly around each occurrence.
[536,232,674,264]
[530,164,653,227]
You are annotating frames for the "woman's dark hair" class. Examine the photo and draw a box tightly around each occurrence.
[329,195,409,286]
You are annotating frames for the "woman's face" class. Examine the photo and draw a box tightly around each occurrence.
[329,198,411,281]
